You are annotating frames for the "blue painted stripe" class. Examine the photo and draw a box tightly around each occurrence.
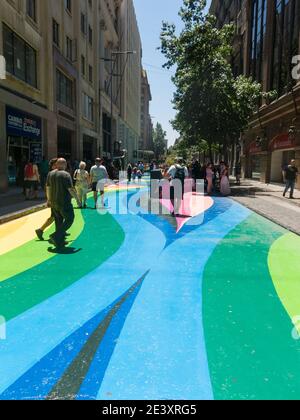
[97,199,251,400]
[76,277,145,400]
[0,191,166,394]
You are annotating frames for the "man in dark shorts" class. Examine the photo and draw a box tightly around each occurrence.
[46,158,81,249]
[283,159,298,199]
[89,158,109,209]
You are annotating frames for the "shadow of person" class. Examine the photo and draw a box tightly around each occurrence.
[47,247,82,255]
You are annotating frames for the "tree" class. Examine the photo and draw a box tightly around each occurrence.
[153,123,167,160]
[160,0,263,162]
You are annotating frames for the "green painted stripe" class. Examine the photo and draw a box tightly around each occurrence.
[0,205,84,283]
[269,233,300,325]
[0,197,125,322]
[203,214,300,400]
[0,190,122,282]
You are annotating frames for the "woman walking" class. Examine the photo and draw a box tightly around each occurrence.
[74,161,90,208]
[206,164,214,195]
[220,165,231,196]
[24,160,40,200]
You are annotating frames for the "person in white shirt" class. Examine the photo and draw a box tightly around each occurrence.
[89,158,109,209]
[74,161,90,208]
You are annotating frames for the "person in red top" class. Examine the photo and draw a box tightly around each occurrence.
[24,160,40,200]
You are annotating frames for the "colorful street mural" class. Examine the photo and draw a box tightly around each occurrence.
[0,182,299,400]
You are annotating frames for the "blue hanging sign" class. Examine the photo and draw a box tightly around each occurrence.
[6,106,42,141]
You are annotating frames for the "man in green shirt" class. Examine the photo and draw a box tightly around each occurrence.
[46,158,81,249]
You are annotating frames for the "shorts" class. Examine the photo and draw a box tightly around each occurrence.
[92,182,104,194]
[25,180,39,191]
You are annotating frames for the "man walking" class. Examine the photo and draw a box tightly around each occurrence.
[283,159,298,199]
[46,158,81,249]
[90,158,109,209]
[167,157,189,216]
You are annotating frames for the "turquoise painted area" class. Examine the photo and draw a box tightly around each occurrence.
[0,183,293,400]
[0,191,166,395]
[97,198,251,400]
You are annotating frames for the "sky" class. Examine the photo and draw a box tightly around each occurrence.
[134,0,211,147]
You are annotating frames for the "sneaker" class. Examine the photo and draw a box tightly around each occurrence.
[49,237,68,248]
[289,196,295,200]
[35,229,44,241]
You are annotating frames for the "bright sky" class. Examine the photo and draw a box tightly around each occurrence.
[134,0,211,147]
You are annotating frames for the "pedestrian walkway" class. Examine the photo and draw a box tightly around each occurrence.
[0,187,46,221]
[231,179,300,235]
[0,182,300,400]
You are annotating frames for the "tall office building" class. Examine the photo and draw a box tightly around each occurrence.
[0,0,145,192]
[210,0,300,187]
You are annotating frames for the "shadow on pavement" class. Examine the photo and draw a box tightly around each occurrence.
[47,247,82,255]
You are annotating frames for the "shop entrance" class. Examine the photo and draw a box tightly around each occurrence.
[251,155,261,180]
[7,137,29,186]
[58,127,73,160]
[270,150,295,183]
[83,135,97,162]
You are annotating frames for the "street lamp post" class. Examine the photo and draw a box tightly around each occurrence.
[101,50,136,160]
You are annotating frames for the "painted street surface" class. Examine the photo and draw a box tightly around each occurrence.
[0,181,300,400]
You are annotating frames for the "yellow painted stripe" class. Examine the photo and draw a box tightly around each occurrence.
[268,233,300,330]
[0,208,52,256]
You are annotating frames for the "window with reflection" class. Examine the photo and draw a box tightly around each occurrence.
[271,0,300,96]
[250,0,268,82]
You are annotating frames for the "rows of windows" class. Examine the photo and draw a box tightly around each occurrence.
[271,0,300,95]
[249,0,300,97]
[2,24,37,87]
[249,0,268,82]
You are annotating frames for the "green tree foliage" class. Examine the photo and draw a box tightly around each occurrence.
[153,122,168,159]
[160,0,263,161]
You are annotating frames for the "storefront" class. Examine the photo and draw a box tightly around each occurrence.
[6,106,42,186]
[57,127,74,160]
[269,133,296,183]
[83,134,97,162]
[248,141,263,180]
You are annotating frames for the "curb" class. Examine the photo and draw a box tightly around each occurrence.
[231,197,300,237]
[0,203,47,225]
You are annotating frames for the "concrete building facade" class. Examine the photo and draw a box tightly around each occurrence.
[210,0,300,188]
[0,0,144,192]
[139,69,154,161]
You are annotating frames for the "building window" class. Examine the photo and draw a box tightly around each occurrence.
[81,13,87,35]
[53,20,60,47]
[271,0,300,95]
[65,0,72,13]
[3,24,37,87]
[26,0,37,22]
[88,25,93,46]
[249,0,267,82]
[89,65,93,83]
[56,69,74,109]
[81,55,86,77]
[66,36,73,61]
[82,93,94,121]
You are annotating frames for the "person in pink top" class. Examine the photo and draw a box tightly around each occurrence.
[206,164,214,195]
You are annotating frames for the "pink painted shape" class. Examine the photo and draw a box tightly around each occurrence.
[161,192,214,233]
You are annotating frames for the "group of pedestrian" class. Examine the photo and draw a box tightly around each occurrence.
[127,162,145,184]
[202,162,231,196]
[35,157,109,250]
